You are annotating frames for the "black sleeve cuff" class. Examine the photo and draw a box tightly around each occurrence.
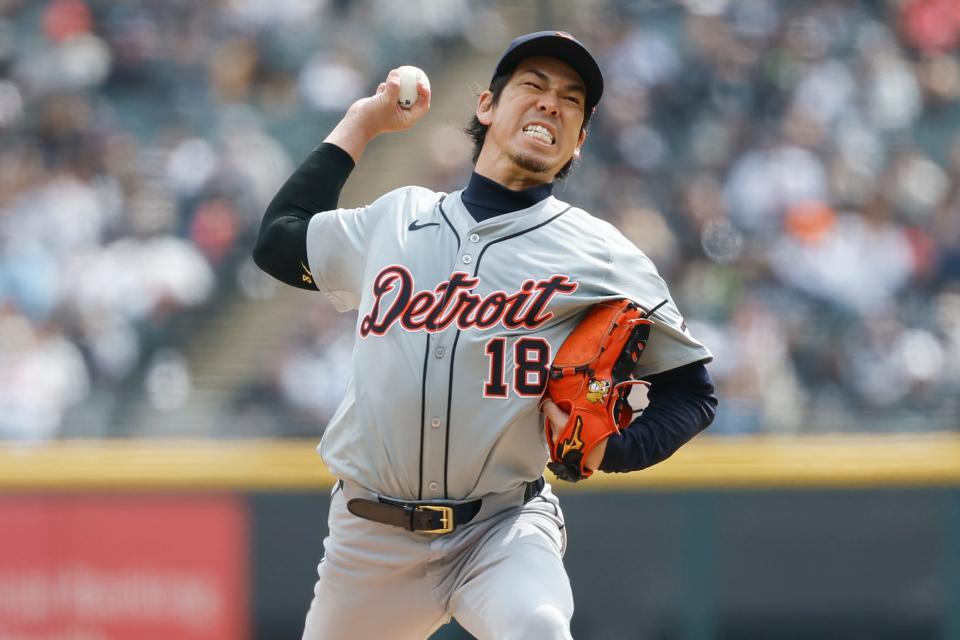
[253,142,356,289]
[599,431,628,471]
[599,361,718,473]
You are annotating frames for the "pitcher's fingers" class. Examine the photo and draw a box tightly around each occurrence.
[407,80,430,115]
[381,68,401,100]
[417,79,431,103]
[375,82,386,94]
[541,399,569,425]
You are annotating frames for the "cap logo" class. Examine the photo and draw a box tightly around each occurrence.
[555,31,574,40]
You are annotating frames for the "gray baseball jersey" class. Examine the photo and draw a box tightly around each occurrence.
[305,187,712,501]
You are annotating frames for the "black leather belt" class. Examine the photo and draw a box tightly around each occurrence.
[346,476,545,535]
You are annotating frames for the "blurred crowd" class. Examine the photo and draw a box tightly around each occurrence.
[1,0,959,440]
[559,0,960,433]
[0,0,476,439]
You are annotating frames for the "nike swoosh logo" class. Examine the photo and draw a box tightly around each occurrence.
[408,220,440,231]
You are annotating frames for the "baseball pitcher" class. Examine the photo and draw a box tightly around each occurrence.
[254,31,718,640]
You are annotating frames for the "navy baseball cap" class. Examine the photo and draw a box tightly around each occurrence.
[493,31,604,113]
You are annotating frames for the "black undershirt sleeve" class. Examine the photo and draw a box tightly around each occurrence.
[253,142,356,289]
[599,360,718,473]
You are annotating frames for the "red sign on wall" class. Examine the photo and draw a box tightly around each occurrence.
[0,495,249,640]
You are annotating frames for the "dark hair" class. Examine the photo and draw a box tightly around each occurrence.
[464,71,593,181]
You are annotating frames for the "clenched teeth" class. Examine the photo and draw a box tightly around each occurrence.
[522,125,554,145]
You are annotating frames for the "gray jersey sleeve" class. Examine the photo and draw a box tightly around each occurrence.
[305,203,369,312]
[600,223,713,377]
[305,186,431,312]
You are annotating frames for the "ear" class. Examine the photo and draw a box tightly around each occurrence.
[476,90,494,126]
[577,127,587,150]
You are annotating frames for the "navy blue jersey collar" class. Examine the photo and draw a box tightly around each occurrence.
[461,172,554,222]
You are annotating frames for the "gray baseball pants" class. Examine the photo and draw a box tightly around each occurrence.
[301,481,573,640]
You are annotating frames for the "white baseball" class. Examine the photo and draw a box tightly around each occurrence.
[397,65,428,109]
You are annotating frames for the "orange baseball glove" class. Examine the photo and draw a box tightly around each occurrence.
[542,299,663,482]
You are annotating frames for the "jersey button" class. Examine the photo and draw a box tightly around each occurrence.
[469,233,480,243]
[428,481,439,492]
[461,254,472,264]
[435,346,445,358]
[430,417,441,428]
